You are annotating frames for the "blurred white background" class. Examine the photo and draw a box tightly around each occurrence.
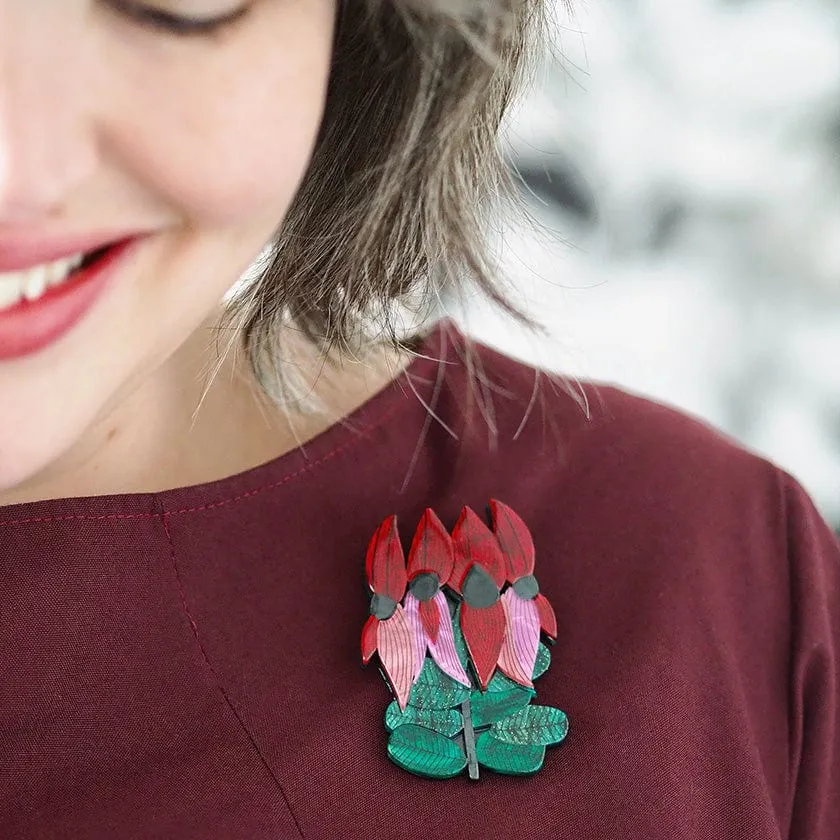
[449,0,840,530]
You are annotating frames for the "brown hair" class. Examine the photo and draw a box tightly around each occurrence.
[221,0,554,404]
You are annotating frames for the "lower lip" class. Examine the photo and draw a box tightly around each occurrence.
[0,238,139,362]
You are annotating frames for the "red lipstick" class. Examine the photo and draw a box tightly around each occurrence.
[0,236,142,361]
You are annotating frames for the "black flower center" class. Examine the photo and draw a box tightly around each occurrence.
[462,565,499,608]
[369,593,398,620]
[512,574,540,600]
[409,572,440,602]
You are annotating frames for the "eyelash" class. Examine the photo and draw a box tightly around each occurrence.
[111,1,250,37]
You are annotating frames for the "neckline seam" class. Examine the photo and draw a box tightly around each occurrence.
[0,397,410,528]
[0,320,456,526]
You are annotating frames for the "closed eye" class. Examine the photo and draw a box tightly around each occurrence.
[106,0,250,37]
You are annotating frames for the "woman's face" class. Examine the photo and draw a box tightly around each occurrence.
[0,0,336,495]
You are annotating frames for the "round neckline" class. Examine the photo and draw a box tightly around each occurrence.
[0,319,456,524]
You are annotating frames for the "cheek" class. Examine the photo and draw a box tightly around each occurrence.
[100,5,335,228]
[147,110,322,230]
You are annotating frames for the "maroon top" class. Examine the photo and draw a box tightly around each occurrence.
[1,320,838,839]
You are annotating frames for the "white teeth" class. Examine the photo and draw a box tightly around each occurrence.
[0,253,85,312]
[48,254,82,286]
[0,281,20,309]
[23,268,48,302]
[46,262,65,286]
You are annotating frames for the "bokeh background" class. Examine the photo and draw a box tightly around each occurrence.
[447,0,840,531]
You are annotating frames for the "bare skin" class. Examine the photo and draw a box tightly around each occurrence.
[0,302,409,505]
[0,0,403,506]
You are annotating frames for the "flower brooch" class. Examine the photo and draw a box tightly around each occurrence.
[361,500,569,780]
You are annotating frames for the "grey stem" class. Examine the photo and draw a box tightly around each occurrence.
[461,697,479,780]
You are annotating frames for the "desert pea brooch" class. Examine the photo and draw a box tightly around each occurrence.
[360,499,569,780]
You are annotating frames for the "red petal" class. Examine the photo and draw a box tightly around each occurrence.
[360,615,379,665]
[534,593,558,642]
[461,601,506,690]
[407,509,455,584]
[364,515,407,601]
[490,499,535,581]
[451,507,506,591]
[418,597,440,643]
[377,606,417,711]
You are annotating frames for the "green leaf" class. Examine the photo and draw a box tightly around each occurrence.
[485,670,520,692]
[470,688,534,729]
[475,732,545,775]
[408,657,471,710]
[490,705,569,746]
[388,724,467,779]
[385,701,463,737]
[533,643,551,680]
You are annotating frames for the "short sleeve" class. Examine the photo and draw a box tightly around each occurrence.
[784,472,840,839]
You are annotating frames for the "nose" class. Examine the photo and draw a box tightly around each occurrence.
[0,7,98,222]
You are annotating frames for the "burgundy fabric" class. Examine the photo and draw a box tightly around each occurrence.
[1,320,837,839]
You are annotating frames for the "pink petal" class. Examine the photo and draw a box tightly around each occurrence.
[377,605,417,711]
[497,589,540,688]
[426,591,471,687]
[403,593,430,684]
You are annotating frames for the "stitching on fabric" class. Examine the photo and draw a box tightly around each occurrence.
[161,510,306,838]
[0,401,404,528]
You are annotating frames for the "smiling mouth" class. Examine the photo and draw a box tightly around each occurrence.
[0,241,125,312]
[0,236,143,361]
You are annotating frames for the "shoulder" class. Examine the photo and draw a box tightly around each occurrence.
[428,322,788,523]
[410,321,835,594]
[416,321,838,623]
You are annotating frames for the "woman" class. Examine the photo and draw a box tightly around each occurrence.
[0,2,836,838]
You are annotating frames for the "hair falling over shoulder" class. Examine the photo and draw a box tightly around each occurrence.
[221,0,560,405]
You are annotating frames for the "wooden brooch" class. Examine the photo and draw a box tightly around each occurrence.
[361,500,569,780]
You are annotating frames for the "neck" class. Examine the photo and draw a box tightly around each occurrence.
[0,311,408,507]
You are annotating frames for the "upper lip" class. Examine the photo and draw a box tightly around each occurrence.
[0,231,142,273]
